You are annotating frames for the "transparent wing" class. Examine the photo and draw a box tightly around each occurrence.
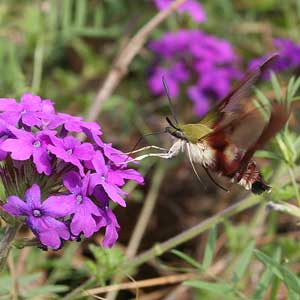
[199,54,279,129]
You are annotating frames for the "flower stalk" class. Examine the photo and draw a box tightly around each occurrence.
[0,223,21,271]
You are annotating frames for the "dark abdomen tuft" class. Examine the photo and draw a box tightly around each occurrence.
[251,181,271,194]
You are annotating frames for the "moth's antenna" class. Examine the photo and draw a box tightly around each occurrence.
[166,117,179,130]
[186,143,206,189]
[122,130,167,164]
[162,77,179,124]
[202,166,229,192]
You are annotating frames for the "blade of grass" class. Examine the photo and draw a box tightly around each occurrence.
[202,225,217,269]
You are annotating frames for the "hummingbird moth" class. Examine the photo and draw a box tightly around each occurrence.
[128,54,290,194]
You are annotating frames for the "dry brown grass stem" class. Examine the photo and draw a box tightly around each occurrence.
[83,273,198,297]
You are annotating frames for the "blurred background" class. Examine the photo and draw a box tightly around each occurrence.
[1,0,300,299]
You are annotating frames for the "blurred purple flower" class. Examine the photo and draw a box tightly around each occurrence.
[148,30,241,117]
[249,38,300,75]
[148,63,189,98]
[153,0,206,23]
[0,93,144,250]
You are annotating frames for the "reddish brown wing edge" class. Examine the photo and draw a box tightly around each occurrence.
[217,53,279,113]
[199,53,280,143]
[237,102,291,177]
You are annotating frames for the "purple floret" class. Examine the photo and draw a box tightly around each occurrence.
[248,38,300,76]
[153,0,206,23]
[4,184,73,249]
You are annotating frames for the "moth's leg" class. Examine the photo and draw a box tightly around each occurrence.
[116,151,171,165]
[130,151,173,161]
[117,145,181,165]
[135,141,184,162]
[202,165,228,192]
[124,145,168,155]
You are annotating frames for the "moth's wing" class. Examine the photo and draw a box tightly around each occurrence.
[237,102,290,175]
[198,54,278,129]
[200,107,266,150]
[202,101,290,176]
[198,109,220,128]
[216,54,278,113]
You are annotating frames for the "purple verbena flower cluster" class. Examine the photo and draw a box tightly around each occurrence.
[249,38,300,74]
[0,94,143,249]
[148,30,241,117]
[153,0,206,23]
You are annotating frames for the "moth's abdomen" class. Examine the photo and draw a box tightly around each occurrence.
[207,133,270,194]
[235,160,271,194]
[206,132,240,175]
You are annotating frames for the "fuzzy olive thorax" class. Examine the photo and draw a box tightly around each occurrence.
[166,123,213,144]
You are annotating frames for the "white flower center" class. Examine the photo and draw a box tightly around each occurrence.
[76,195,83,204]
[33,209,42,217]
[33,140,41,148]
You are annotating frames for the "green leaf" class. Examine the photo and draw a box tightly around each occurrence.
[75,0,87,28]
[255,250,300,294]
[62,0,73,36]
[270,72,283,103]
[254,250,283,280]
[22,284,69,298]
[286,77,295,103]
[287,76,300,103]
[291,77,300,101]
[185,280,233,295]
[294,135,300,150]
[282,268,300,294]
[202,225,217,269]
[288,289,300,300]
[0,273,42,294]
[254,92,269,121]
[232,241,254,284]
[253,248,281,299]
[171,250,203,270]
[253,266,274,299]
[255,150,281,161]
[86,245,125,285]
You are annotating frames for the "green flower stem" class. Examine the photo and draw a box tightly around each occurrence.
[63,277,96,300]
[31,38,44,94]
[0,224,21,272]
[126,195,262,269]
[288,167,300,206]
[13,238,40,249]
